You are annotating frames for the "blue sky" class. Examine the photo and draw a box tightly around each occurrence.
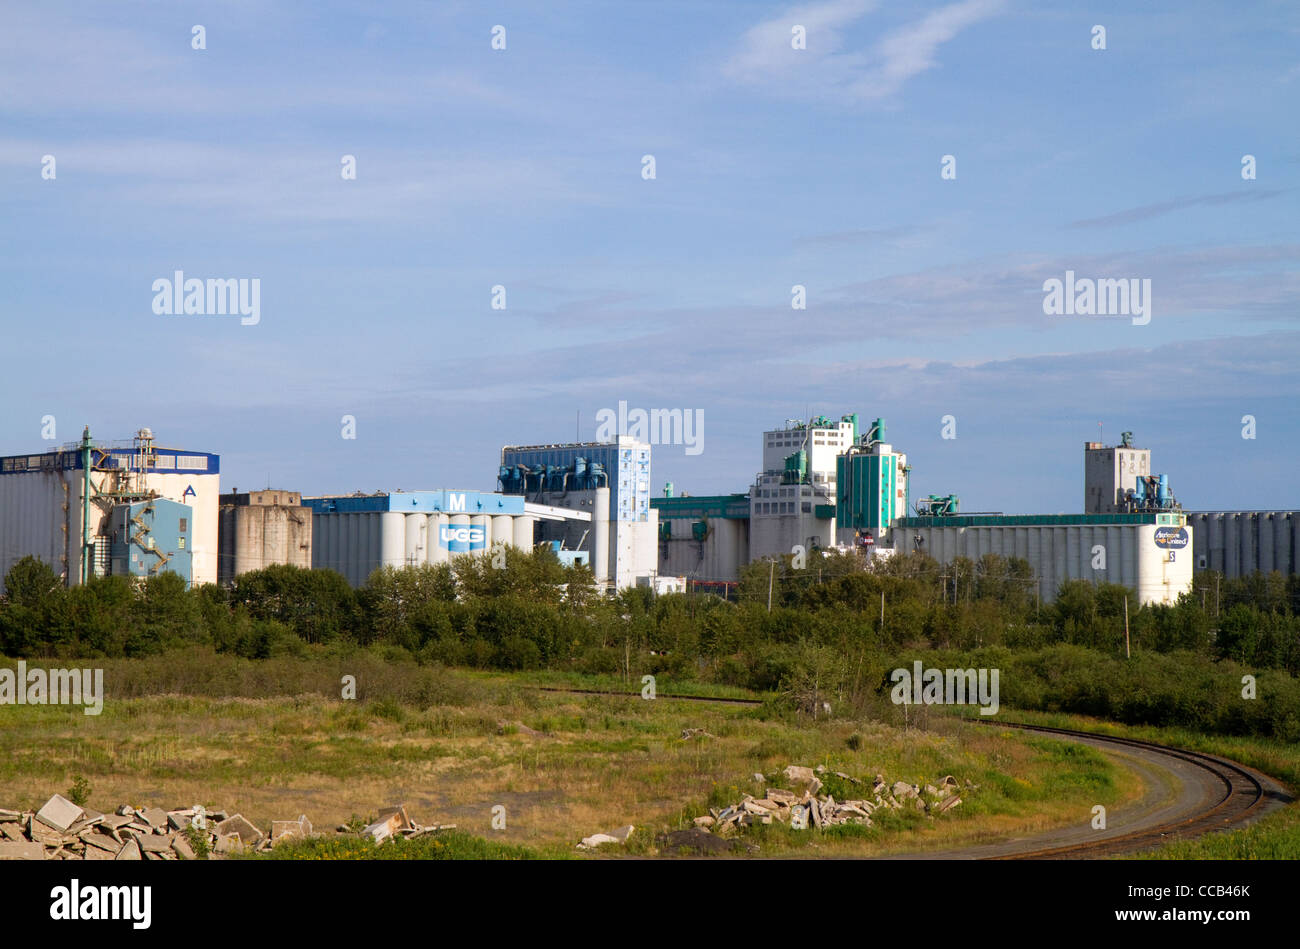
[2,0,1297,514]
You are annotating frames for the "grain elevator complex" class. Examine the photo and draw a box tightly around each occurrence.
[0,416,1296,605]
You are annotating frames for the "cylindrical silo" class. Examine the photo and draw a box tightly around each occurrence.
[593,486,610,585]
[449,514,470,561]
[493,515,513,553]
[429,513,449,566]
[381,512,405,569]
[472,514,491,554]
[512,515,535,551]
[405,512,424,567]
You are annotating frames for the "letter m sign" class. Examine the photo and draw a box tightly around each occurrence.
[447,493,466,512]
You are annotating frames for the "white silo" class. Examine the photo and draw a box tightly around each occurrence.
[512,515,535,551]
[430,513,449,565]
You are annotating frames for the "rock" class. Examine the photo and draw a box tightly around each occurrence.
[0,841,46,861]
[115,804,136,817]
[752,773,766,783]
[139,807,169,829]
[783,765,816,784]
[892,781,917,800]
[35,794,83,832]
[81,833,120,854]
[657,827,737,855]
[28,822,64,847]
[693,816,715,828]
[213,834,243,854]
[578,833,620,849]
[215,814,263,844]
[924,784,939,797]
[115,839,142,861]
[913,798,927,812]
[765,789,797,804]
[137,834,174,853]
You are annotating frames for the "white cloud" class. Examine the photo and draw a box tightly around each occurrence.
[725,0,1006,104]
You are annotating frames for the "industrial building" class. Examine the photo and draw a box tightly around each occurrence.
[1185,511,1300,577]
[0,427,219,591]
[655,413,904,581]
[892,512,1193,606]
[498,437,657,590]
[217,489,312,585]
[305,488,594,588]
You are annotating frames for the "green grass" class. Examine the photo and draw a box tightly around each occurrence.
[246,830,559,860]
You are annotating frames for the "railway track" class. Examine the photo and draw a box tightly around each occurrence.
[979,721,1285,859]
[528,686,1290,857]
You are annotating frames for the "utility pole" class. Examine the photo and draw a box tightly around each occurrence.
[767,560,774,613]
[880,590,885,631]
[1123,595,1131,659]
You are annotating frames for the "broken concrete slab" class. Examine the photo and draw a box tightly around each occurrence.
[577,833,620,849]
[362,814,401,844]
[375,805,412,831]
[137,834,174,853]
[139,807,169,829]
[115,839,142,861]
[783,765,816,785]
[28,822,65,847]
[271,819,307,841]
[0,808,23,822]
[605,825,634,843]
[0,840,47,860]
[212,834,244,855]
[172,836,196,860]
[34,794,83,832]
[84,844,116,861]
[81,833,121,854]
[215,814,262,844]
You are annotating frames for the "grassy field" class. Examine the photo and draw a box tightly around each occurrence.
[0,650,1150,858]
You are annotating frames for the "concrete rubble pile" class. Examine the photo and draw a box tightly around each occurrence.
[690,765,971,836]
[0,794,450,860]
[349,804,456,844]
